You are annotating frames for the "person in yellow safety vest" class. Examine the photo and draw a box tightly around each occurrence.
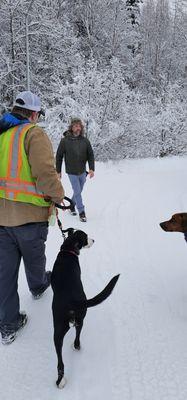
[0,91,65,345]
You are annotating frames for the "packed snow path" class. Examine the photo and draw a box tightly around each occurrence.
[1,157,187,400]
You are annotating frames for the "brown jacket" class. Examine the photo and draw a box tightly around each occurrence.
[0,125,64,226]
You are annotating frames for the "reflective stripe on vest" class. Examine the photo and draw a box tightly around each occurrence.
[0,178,45,197]
[0,123,50,206]
[10,125,23,178]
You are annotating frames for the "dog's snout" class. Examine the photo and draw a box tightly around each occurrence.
[85,238,94,248]
[160,222,167,231]
[89,238,94,245]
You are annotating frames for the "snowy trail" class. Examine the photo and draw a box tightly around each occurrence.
[1,157,187,400]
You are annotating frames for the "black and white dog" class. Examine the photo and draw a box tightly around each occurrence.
[51,229,119,389]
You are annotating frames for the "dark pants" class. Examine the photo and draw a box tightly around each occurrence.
[0,222,48,328]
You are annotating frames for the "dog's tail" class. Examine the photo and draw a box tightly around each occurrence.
[74,274,120,309]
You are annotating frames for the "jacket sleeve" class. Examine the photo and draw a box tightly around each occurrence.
[25,127,65,203]
[56,138,65,173]
[87,139,95,171]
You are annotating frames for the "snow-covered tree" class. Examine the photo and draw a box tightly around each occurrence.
[0,0,186,160]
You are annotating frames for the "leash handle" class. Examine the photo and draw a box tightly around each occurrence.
[55,196,73,210]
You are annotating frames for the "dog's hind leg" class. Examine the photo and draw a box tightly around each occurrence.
[74,322,83,350]
[54,323,69,389]
[74,310,86,350]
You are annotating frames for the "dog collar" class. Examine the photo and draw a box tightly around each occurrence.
[63,250,79,257]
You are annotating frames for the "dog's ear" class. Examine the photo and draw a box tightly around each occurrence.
[67,228,75,237]
[61,234,76,252]
[74,241,81,252]
[73,231,88,249]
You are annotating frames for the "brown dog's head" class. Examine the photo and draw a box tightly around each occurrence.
[160,213,187,233]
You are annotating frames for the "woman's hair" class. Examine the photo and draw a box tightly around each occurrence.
[68,118,85,135]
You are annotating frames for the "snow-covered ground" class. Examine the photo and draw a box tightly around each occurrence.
[1,157,187,400]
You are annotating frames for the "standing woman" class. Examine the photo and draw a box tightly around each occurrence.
[56,118,95,222]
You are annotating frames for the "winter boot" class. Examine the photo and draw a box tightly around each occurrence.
[1,312,28,345]
[70,204,77,216]
[79,211,87,222]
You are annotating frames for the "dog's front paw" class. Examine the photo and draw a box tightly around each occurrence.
[73,340,81,351]
[56,375,67,389]
[56,369,67,389]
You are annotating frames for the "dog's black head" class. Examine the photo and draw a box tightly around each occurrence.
[61,229,94,254]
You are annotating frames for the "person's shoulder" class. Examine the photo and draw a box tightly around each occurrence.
[82,136,91,145]
[61,131,71,143]
[27,124,46,137]
[63,130,69,137]
[25,125,51,150]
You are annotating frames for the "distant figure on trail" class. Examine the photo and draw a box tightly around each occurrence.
[56,118,95,222]
[0,91,65,345]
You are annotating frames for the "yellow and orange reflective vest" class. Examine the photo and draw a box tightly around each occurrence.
[0,123,51,207]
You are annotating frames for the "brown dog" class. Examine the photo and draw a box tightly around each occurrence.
[160,213,187,233]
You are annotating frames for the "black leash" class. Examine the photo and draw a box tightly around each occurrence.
[57,222,74,240]
[55,197,75,240]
